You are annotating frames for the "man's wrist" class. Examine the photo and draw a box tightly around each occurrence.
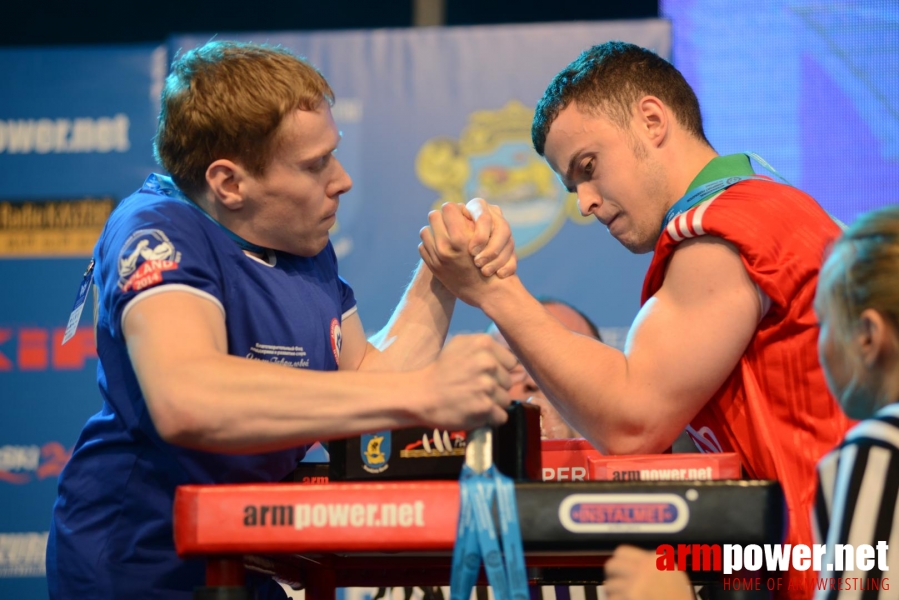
[479,274,524,321]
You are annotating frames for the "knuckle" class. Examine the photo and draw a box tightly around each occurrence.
[470,333,491,348]
[475,355,494,372]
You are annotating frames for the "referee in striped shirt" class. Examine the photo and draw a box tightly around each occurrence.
[812,204,899,599]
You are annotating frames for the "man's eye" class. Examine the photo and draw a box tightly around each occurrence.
[310,154,331,172]
[582,159,594,176]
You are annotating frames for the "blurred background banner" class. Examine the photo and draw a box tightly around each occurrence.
[1,2,897,598]
[661,0,899,226]
[0,43,164,599]
[171,20,669,336]
[0,21,667,598]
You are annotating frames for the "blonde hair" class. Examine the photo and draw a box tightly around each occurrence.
[818,205,899,336]
[153,41,334,199]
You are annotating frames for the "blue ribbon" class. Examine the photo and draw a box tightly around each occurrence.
[451,465,528,600]
[661,152,790,233]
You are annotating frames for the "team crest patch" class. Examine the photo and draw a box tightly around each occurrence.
[330,318,342,365]
[117,229,182,292]
[361,431,390,474]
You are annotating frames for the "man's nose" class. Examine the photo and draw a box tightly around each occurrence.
[330,157,353,197]
[577,186,602,216]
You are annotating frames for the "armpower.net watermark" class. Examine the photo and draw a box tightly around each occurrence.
[241,501,427,530]
[656,542,890,592]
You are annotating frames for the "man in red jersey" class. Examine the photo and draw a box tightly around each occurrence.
[418,41,852,599]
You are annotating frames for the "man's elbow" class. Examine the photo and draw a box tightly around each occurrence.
[594,426,675,456]
[144,389,210,446]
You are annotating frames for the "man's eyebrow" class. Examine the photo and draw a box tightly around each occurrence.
[325,131,344,155]
[305,131,343,161]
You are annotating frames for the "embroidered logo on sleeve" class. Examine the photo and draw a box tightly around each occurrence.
[117,229,182,292]
[330,318,342,365]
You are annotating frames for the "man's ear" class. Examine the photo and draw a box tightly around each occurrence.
[206,159,246,211]
[635,95,668,148]
[857,308,894,369]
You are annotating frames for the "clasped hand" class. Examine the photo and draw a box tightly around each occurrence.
[418,198,517,307]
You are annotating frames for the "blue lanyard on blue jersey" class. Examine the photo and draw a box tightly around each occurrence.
[661,152,790,233]
[450,465,528,600]
[150,174,268,255]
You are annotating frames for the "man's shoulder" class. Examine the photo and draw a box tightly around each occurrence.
[660,180,839,259]
[99,177,209,251]
[110,176,199,227]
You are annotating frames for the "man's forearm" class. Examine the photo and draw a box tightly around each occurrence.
[141,352,434,454]
[479,277,665,454]
[362,261,456,371]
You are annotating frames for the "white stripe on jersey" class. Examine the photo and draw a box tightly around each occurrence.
[666,215,684,242]
[664,192,724,242]
[121,283,226,329]
[690,193,718,236]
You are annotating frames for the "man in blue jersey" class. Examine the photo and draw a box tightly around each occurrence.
[47,41,518,599]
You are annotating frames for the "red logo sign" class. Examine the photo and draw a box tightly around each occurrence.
[0,442,72,485]
[122,260,179,292]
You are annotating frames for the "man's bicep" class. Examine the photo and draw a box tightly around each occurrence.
[123,289,228,404]
[626,236,761,425]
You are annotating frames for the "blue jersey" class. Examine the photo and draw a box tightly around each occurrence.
[47,174,357,599]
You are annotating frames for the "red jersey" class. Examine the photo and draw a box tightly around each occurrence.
[642,178,853,598]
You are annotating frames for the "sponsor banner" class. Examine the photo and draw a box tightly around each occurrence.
[588,452,742,482]
[400,430,466,459]
[0,326,96,372]
[0,442,71,485]
[173,480,784,555]
[0,198,113,257]
[0,114,130,156]
[174,481,460,554]
[0,45,161,200]
[0,532,48,578]
[541,439,602,482]
[559,493,690,534]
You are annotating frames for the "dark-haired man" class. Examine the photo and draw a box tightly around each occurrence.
[47,41,518,599]
[420,41,852,599]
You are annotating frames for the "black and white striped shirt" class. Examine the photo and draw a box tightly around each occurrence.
[813,402,899,599]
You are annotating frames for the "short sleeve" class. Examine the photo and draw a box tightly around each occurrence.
[338,275,356,318]
[320,241,356,318]
[95,199,225,339]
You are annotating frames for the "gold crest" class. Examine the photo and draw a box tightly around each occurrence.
[364,435,386,465]
[416,101,591,258]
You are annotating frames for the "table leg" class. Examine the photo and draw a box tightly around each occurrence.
[194,556,250,600]
[304,566,337,600]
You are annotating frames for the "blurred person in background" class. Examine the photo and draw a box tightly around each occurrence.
[488,297,601,439]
